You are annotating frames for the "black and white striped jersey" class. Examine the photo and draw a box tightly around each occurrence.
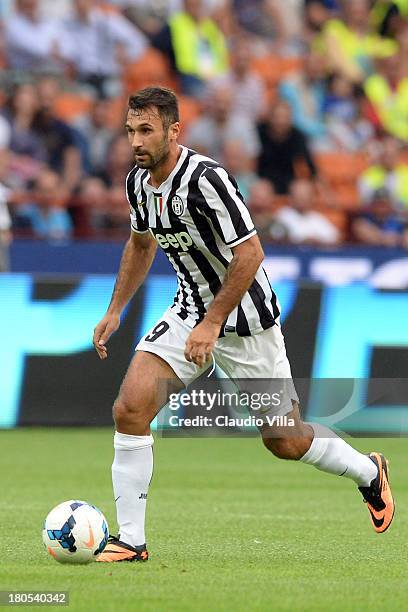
[126,145,280,337]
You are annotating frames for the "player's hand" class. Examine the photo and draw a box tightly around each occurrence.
[93,313,120,360]
[185,319,221,368]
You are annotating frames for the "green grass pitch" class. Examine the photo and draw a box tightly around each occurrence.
[1,429,407,611]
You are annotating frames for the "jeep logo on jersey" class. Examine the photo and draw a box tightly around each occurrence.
[154,231,193,252]
[171,195,184,216]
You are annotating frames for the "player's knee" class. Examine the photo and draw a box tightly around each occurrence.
[113,397,150,434]
[262,435,308,461]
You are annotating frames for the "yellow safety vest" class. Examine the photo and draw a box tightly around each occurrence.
[370,0,408,30]
[364,74,408,140]
[324,19,397,62]
[362,164,408,206]
[169,12,228,79]
[394,0,408,14]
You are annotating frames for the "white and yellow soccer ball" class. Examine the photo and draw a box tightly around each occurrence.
[42,500,109,564]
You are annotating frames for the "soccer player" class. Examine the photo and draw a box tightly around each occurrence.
[93,87,394,562]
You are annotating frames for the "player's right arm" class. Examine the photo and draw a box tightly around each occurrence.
[93,230,157,360]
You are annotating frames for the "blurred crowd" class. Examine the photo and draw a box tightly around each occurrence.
[1,0,408,269]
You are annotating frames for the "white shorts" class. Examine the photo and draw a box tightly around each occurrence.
[136,308,298,419]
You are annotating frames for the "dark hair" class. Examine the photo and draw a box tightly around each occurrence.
[128,87,179,130]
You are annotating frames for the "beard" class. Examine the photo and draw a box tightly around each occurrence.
[134,138,170,170]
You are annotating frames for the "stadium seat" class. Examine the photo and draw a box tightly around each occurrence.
[251,54,303,104]
[54,93,94,123]
[317,208,347,233]
[125,49,176,95]
[333,184,361,210]
[316,152,368,185]
[315,152,368,210]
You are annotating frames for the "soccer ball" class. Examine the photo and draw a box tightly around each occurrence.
[42,500,109,564]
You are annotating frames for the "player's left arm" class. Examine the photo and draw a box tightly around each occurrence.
[185,235,264,367]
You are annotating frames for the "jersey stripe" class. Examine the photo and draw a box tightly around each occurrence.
[171,253,206,321]
[126,167,147,232]
[186,164,230,269]
[247,278,275,330]
[262,268,280,320]
[138,170,149,225]
[166,149,205,321]
[236,304,251,336]
[148,167,193,320]
[199,167,255,243]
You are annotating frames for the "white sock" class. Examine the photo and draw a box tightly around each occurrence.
[300,423,378,486]
[111,431,154,547]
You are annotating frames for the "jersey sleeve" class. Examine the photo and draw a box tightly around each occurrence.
[197,166,257,247]
[125,169,149,234]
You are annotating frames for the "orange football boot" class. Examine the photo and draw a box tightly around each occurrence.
[358,452,395,533]
[96,536,148,562]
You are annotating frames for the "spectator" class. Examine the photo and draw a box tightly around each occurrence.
[186,84,260,165]
[352,186,408,247]
[32,77,83,192]
[4,0,408,253]
[0,149,12,271]
[61,0,147,97]
[152,0,229,97]
[103,184,132,235]
[116,0,177,37]
[77,147,131,236]
[321,0,397,83]
[222,140,257,201]
[3,83,46,159]
[257,101,317,194]
[323,73,374,150]
[97,134,134,187]
[4,0,64,73]
[370,0,408,38]
[323,74,356,118]
[364,53,408,141]
[246,178,278,239]
[2,83,46,188]
[13,168,73,241]
[213,37,267,122]
[69,176,108,237]
[231,0,292,50]
[74,98,116,175]
[274,178,340,244]
[359,136,408,210]
[302,0,331,48]
[279,49,328,148]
